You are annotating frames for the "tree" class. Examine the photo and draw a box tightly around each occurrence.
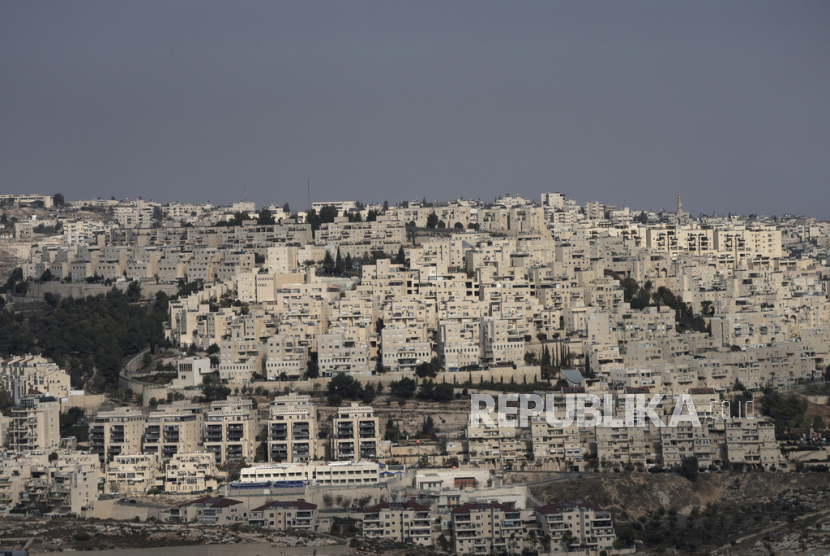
[382,199,389,212]
[335,248,345,275]
[40,269,53,282]
[366,209,379,222]
[327,374,364,402]
[389,377,417,398]
[283,202,290,213]
[454,221,464,230]
[415,357,441,378]
[362,383,376,404]
[422,415,435,436]
[635,211,648,224]
[323,251,335,275]
[257,208,276,225]
[394,246,406,265]
[306,352,319,379]
[53,193,65,206]
[127,281,142,302]
[678,455,699,482]
[426,212,439,229]
[318,204,338,224]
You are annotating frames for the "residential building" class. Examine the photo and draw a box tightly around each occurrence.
[362,501,433,546]
[332,403,380,461]
[89,407,145,462]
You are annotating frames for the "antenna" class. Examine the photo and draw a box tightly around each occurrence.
[244,185,247,203]
[307,178,311,211]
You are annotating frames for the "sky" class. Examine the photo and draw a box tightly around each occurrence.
[1,1,829,218]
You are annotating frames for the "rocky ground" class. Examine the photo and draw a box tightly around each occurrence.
[534,470,830,555]
[0,518,344,552]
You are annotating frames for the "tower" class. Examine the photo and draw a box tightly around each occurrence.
[677,195,683,216]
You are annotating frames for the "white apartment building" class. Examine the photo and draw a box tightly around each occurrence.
[8,395,60,453]
[332,403,380,461]
[267,394,317,463]
[106,453,159,494]
[164,452,219,494]
[203,398,257,463]
[89,407,145,463]
[143,403,205,460]
[363,501,433,546]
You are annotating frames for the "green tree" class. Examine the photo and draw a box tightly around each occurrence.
[127,281,142,302]
[389,377,417,398]
[394,246,406,265]
[318,204,338,224]
[327,374,364,402]
[257,208,276,225]
[678,455,699,482]
[426,212,439,229]
[323,251,335,275]
[53,193,65,206]
[306,352,319,379]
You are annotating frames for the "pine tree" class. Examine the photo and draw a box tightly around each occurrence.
[335,248,345,275]
[542,346,551,367]
[323,251,335,275]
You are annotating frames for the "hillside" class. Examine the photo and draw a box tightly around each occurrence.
[533,471,830,554]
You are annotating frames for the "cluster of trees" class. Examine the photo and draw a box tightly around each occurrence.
[540,340,572,374]
[759,390,808,436]
[215,211,252,227]
[326,374,381,405]
[415,356,441,378]
[0,283,169,391]
[0,267,27,297]
[618,277,708,333]
[306,205,338,231]
[385,376,453,402]
[322,248,353,276]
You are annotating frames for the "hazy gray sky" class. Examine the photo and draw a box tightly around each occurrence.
[2,1,829,217]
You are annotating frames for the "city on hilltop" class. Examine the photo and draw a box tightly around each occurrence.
[1,190,829,554]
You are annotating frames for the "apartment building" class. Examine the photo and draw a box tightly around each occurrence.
[318,332,371,377]
[265,334,308,380]
[450,502,528,555]
[722,418,784,470]
[362,501,433,546]
[164,452,219,494]
[106,453,159,494]
[7,395,60,453]
[467,422,531,470]
[203,398,257,463]
[163,495,244,524]
[89,407,145,462]
[143,403,205,460]
[0,355,71,401]
[660,425,714,468]
[332,403,380,461]
[535,502,616,553]
[480,317,524,366]
[380,324,432,372]
[594,425,647,468]
[529,412,588,469]
[267,394,317,463]
[249,500,318,531]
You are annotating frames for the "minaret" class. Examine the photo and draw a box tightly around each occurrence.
[677,195,683,216]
